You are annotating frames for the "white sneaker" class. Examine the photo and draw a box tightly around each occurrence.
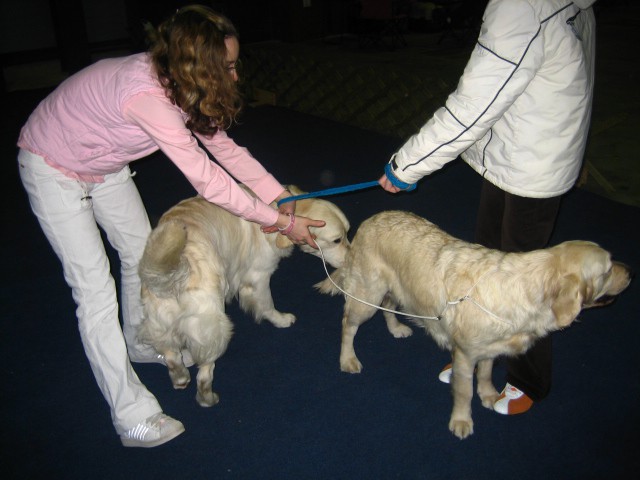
[493,382,534,415]
[438,363,478,384]
[120,413,185,448]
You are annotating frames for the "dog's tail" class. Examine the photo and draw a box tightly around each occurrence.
[314,269,343,296]
[139,220,191,297]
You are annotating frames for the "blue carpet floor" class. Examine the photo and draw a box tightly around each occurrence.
[2,100,639,479]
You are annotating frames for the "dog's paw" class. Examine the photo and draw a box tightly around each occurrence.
[168,367,191,390]
[389,323,413,338]
[268,312,296,328]
[449,418,474,439]
[340,356,363,374]
[196,391,220,408]
[479,391,500,410]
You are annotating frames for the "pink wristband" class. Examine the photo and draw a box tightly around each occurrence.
[278,213,296,235]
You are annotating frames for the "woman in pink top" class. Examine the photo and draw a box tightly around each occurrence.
[17,5,323,448]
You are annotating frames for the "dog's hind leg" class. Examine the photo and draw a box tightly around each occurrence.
[195,362,219,407]
[381,294,413,338]
[182,310,231,406]
[476,358,500,409]
[164,349,191,390]
[448,348,476,439]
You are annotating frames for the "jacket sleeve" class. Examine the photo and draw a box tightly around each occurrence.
[388,0,543,185]
[194,130,285,206]
[123,92,280,227]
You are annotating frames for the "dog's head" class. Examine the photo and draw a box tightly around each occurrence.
[275,185,350,268]
[546,241,632,328]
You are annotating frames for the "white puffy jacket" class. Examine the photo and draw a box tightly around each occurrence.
[388,0,596,198]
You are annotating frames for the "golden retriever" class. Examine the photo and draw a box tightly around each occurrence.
[316,210,631,439]
[138,185,350,407]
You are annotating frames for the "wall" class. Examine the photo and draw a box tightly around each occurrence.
[1,0,128,58]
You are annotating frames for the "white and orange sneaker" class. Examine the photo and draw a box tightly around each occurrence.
[438,363,453,384]
[493,383,534,415]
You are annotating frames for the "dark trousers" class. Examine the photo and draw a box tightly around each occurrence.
[474,178,561,401]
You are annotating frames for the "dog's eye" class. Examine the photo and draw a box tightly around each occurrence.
[333,238,342,244]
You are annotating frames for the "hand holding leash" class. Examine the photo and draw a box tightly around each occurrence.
[378,173,401,193]
[262,189,296,234]
[379,162,417,193]
[267,167,416,245]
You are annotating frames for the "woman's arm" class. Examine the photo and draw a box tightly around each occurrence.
[124,92,280,227]
[124,93,323,247]
[386,0,542,186]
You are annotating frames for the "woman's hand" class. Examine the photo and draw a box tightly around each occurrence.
[378,173,402,193]
[276,190,295,217]
[272,212,324,248]
[288,215,325,248]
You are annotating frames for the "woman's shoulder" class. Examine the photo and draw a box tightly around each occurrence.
[114,53,158,84]
[112,53,166,102]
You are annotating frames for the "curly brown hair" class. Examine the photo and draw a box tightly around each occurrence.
[149,5,242,135]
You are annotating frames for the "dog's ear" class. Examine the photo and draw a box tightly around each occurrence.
[550,274,584,328]
[275,233,293,249]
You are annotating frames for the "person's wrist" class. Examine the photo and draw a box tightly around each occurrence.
[274,213,289,229]
[276,187,292,201]
[277,213,295,235]
[385,161,416,191]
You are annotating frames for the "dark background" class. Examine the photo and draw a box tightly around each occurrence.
[2,1,638,479]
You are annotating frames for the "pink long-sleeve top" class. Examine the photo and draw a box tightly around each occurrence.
[17,53,283,226]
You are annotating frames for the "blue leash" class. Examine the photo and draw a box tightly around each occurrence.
[277,180,379,206]
[277,164,416,206]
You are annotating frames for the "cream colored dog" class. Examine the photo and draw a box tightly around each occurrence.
[138,185,350,407]
[316,210,631,439]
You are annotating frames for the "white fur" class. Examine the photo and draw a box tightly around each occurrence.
[139,185,350,407]
[316,210,631,439]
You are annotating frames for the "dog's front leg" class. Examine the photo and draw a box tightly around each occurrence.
[476,358,499,409]
[239,278,295,328]
[448,349,475,439]
[381,295,412,338]
[340,312,362,373]
[340,296,380,373]
[340,297,380,373]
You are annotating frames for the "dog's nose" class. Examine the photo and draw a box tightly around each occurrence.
[616,261,634,282]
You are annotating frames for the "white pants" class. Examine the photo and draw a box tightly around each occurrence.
[18,149,162,435]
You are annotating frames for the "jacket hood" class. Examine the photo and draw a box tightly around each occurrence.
[573,0,596,8]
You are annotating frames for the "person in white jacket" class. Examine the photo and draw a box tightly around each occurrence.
[379,0,596,415]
